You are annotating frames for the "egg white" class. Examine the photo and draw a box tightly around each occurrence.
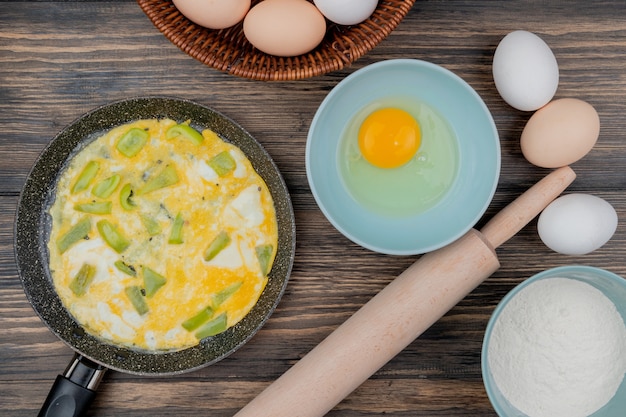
[338,97,459,217]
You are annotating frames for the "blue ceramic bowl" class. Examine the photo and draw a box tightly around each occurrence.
[306,59,500,255]
[482,266,626,417]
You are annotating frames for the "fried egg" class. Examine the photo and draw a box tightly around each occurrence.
[47,119,278,352]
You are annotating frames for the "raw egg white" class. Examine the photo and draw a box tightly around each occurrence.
[338,97,458,217]
[313,0,378,26]
[172,0,251,30]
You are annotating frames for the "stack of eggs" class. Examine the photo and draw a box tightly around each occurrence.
[492,30,618,256]
[172,0,378,57]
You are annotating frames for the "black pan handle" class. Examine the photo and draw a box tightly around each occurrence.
[38,353,107,417]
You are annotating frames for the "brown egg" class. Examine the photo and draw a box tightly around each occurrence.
[243,0,326,57]
[172,0,251,30]
[520,98,600,168]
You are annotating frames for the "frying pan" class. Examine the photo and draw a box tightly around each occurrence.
[14,97,296,416]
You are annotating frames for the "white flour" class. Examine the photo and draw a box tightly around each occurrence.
[487,277,626,417]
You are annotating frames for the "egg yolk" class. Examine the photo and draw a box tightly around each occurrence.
[358,108,421,169]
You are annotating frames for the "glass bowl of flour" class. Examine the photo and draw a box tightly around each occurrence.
[482,265,626,417]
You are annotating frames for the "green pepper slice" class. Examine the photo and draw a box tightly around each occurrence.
[119,183,136,211]
[117,127,148,157]
[211,281,242,310]
[114,260,136,277]
[140,213,162,236]
[69,263,96,296]
[125,286,149,315]
[203,231,231,261]
[183,282,241,332]
[97,219,130,253]
[165,123,204,145]
[168,212,184,244]
[255,244,274,276]
[182,306,214,331]
[143,266,167,298]
[195,313,227,339]
[92,174,121,199]
[207,151,236,177]
[57,217,91,254]
[71,161,100,194]
[74,201,112,215]
[138,165,179,195]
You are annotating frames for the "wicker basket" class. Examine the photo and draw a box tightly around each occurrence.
[137,0,416,81]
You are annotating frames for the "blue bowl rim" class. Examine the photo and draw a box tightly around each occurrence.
[305,58,501,255]
[481,265,626,416]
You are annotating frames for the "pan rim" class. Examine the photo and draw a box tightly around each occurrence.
[14,96,296,376]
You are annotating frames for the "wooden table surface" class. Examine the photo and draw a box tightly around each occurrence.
[2,1,626,416]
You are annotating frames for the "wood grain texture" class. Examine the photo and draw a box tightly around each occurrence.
[2,1,626,416]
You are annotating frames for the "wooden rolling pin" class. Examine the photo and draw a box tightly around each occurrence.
[234,166,576,417]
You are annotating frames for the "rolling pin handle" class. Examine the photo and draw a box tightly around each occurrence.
[480,166,576,249]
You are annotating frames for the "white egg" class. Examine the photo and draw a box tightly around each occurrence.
[313,0,378,26]
[538,194,618,255]
[492,30,559,111]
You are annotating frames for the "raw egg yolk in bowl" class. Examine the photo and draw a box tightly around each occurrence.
[358,108,421,169]
[306,59,500,255]
[339,99,459,218]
